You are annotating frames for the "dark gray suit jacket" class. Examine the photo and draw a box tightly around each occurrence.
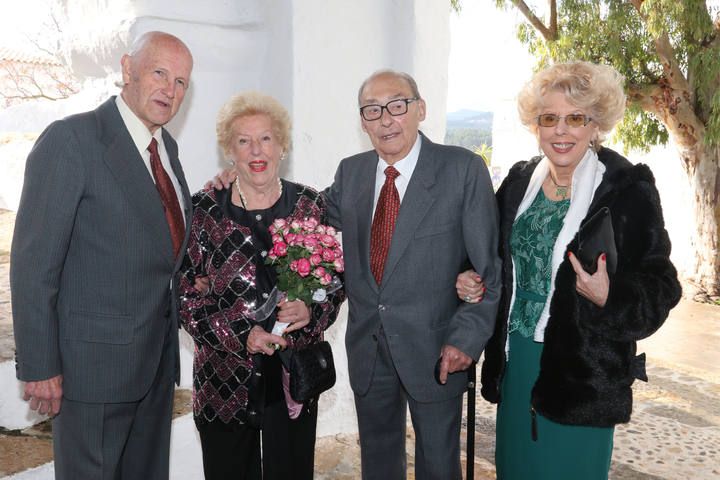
[324,133,501,402]
[11,97,191,403]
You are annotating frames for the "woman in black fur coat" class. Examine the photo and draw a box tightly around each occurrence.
[457,62,681,479]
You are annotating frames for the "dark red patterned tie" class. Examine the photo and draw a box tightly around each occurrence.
[370,166,400,285]
[148,138,185,258]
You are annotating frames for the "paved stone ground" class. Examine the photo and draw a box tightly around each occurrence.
[1,208,719,479]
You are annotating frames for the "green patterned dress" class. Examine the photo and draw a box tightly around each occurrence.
[495,190,614,480]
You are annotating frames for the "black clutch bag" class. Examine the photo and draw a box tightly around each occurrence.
[574,206,617,275]
[287,341,336,402]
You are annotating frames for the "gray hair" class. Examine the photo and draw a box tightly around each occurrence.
[357,69,422,105]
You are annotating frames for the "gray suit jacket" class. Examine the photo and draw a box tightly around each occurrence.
[324,133,501,402]
[11,97,191,403]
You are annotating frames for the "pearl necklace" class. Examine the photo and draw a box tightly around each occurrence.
[234,176,283,209]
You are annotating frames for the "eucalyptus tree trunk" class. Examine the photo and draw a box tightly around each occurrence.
[686,145,720,298]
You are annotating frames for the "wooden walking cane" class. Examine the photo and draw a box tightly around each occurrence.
[466,363,476,480]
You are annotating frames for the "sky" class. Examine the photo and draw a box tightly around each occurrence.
[447,1,535,113]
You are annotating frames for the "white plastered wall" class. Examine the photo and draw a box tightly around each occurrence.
[0,0,451,437]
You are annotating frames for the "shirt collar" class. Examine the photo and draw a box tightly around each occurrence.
[376,132,422,179]
[115,95,163,154]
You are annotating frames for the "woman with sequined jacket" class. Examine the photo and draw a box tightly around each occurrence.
[178,92,345,480]
[456,62,681,479]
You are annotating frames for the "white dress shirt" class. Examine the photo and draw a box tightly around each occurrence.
[372,133,422,217]
[115,95,186,218]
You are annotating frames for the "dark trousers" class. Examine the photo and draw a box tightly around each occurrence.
[53,320,176,480]
[354,329,463,480]
[197,398,318,480]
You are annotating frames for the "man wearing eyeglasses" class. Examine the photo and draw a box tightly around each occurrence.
[323,70,501,479]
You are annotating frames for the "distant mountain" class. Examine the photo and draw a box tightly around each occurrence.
[446,109,493,130]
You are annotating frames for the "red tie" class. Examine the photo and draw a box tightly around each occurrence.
[370,166,400,285]
[148,138,185,258]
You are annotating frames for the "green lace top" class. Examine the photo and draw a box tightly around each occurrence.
[508,189,570,337]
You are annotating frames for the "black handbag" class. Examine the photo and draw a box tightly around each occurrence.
[574,206,617,274]
[284,341,336,403]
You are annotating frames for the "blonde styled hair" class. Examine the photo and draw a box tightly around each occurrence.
[216,91,291,156]
[517,61,626,148]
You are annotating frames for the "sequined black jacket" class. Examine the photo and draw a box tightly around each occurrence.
[178,182,344,426]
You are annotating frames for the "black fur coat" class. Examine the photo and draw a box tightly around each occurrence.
[480,147,682,427]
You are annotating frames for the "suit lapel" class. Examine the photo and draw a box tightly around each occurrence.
[97,99,175,267]
[352,152,379,292]
[163,129,193,271]
[380,135,437,286]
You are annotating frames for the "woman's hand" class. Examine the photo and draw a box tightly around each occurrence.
[455,269,486,303]
[276,299,312,333]
[204,168,235,190]
[568,252,610,307]
[247,325,288,355]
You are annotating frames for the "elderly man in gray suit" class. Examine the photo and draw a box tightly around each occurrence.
[323,70,501,479]
[11,31,193,479]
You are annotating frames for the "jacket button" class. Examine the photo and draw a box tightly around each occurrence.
[378,304,386,312]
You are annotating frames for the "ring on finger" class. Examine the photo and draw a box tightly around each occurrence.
[463,295,471,302]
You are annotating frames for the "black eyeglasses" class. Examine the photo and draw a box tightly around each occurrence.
[536,113,593,128]
[360,97,419,121]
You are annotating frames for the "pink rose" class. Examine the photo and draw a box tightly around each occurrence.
[334,247,343,259]
[333,258,345,272]
[273,218,287,229]
[322,248,335,262]
[272,242,288,257]
[304,218,319,230]
[312,266,327,278]
[315,225,327,235]
[272,233,283,243]
[313,244,324,255]
[325,226,337,236]
[304,237,319,250]
[320,234,336,247]
[285,233,296,245]
[290,220,302,231]
[310,253,322,266]
[289,260,298,272]
[296,258,311,277]
[322,272,333,285]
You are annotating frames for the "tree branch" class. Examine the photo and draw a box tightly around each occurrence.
[511,0,556,41]
[627,81,705,152]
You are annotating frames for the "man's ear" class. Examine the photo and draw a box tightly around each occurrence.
[120,54,132,85]
[417,99,427,122]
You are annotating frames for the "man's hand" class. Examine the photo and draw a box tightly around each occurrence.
[193,275,210,295]
[23,375,63,416]
[437,345,473,385]
[204,169,235,190]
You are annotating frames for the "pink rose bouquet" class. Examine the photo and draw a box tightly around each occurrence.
[266,217,344,306]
